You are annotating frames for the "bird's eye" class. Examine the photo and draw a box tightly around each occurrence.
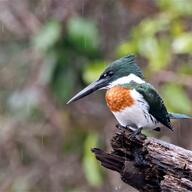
[100,71,113,79]
[108,71,114,76]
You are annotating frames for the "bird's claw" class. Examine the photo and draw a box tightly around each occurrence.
[116,124,126,129]
[128,128,142,140]
[116,124,144,140]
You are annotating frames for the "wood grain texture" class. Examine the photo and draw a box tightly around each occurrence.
[92,129,192,192]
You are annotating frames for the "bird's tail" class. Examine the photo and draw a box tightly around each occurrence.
[169,112,192,119]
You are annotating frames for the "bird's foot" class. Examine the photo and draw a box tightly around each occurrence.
[115,124,127,135]
[116,123,126,129]
[116,124,145,139]
[128,127,143,140]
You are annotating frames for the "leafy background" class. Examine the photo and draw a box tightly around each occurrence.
[0,0,192,191]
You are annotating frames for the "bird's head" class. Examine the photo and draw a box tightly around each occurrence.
[67,54,144,104]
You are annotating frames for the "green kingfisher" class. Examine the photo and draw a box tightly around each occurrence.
[67,55,191,134]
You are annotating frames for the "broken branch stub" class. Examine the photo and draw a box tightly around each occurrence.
[92,130,192,192]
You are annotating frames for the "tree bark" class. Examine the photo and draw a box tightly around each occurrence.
[91,129,192,192]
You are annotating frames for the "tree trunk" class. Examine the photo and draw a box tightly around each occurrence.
[92,129,192,192]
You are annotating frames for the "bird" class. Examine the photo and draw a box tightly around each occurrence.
[67,55,191,135]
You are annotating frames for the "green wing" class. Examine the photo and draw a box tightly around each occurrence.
[127,82,172,129]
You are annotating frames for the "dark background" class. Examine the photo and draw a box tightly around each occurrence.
[0,0,192,191]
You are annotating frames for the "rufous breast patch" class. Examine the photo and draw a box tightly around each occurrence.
[105,86,134,112]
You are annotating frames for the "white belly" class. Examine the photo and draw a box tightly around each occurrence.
[113,105,159,129]
[106,88,160,129]
[112,86,161,130]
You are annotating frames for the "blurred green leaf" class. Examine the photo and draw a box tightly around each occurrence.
[32,20,61,52]
[161,83,191,113]
[83,61,106,83]
[140,37,171,71]
[158,0,192,16]
[67,17,100,54]
[83,132,103,187]
[116,15,171,71]
[51,67,75,102]
[116,41,137,57]
[177,64,192,75]
[138,16,169,36]
[170,20,184,36]
[172,33,192,53]
[139,37,157,56]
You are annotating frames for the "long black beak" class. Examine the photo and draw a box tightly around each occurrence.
[67,78,107,104]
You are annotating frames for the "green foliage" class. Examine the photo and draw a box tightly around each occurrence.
[157,0,192,16]
[2,0,192,191]
[116,3,192,72]
[172,33,192,53]
[161,83,191,113]
[116,15,172,71]
[178,64,192,75]
[116,0,192,119]
[32,20,61,52]
[83,132,103,187]
[83,60,106,83]
[51,66,76,101]
[47,17,102,102]
[67,17,100,55]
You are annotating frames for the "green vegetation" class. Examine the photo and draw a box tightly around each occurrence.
[0,0,192,191]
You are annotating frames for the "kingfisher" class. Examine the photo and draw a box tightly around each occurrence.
[67,55,191,135]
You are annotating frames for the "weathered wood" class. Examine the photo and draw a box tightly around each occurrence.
[92,129,192,192]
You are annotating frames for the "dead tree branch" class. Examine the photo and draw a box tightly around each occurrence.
[92,129,192,192]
